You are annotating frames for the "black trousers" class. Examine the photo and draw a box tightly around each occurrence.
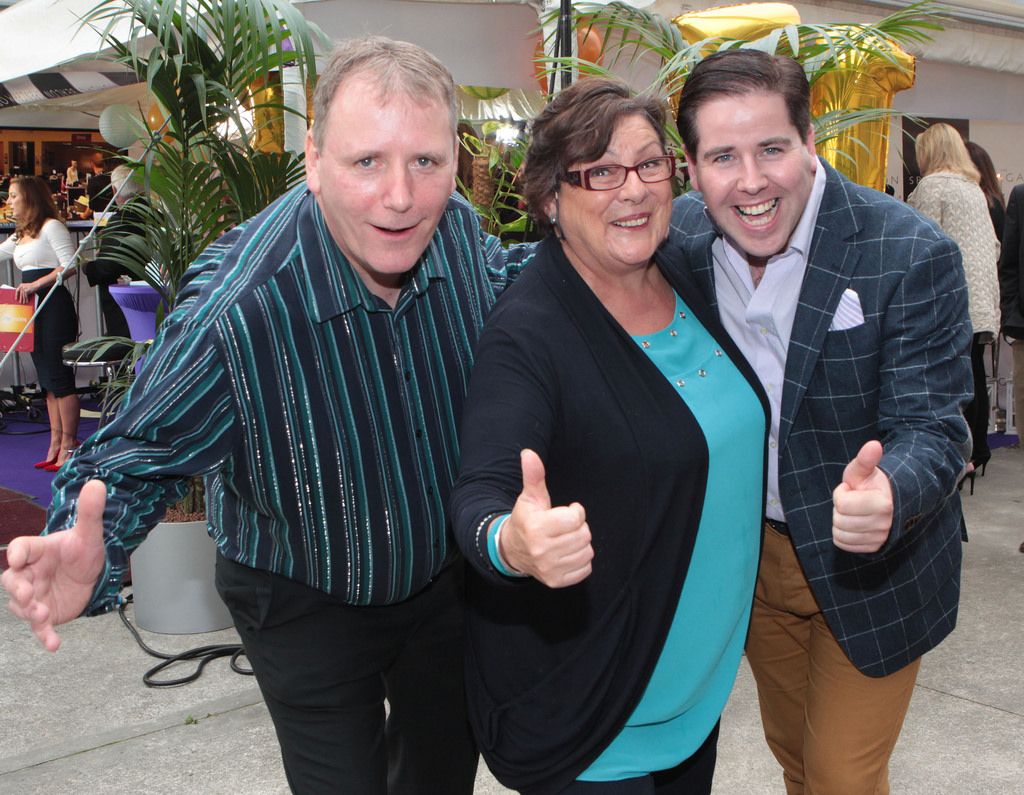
[216,556,478,794]
[965,334,991,466]
[557,722,719,795]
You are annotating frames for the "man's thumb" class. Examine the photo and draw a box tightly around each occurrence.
[519,449,551,510]
[843,440,884,490]
[72,480,107,544]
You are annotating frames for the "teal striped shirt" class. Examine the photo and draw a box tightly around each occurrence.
[47,185,531,613]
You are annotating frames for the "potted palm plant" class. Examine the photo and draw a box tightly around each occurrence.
[73,0,323,632]
[544,1,942,185]
[465,1,942,250]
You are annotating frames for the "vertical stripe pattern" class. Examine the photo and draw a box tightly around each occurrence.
[48,186,531,612]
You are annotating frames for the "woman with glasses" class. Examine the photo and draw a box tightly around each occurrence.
[451,77,768,794]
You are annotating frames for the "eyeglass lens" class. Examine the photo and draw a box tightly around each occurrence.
[584,157,674,190]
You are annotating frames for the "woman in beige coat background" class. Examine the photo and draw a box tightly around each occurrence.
[908,123,1000,485]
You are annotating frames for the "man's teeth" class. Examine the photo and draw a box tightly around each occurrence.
[736,199,778,226]
[613,217,648,228]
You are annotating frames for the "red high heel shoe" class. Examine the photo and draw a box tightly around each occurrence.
[33,455,59,469]
[44,443,80,473]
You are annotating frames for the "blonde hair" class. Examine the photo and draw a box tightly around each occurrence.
[110,164,143,199]
[915,124,980,183]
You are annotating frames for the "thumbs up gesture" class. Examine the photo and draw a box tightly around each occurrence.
[2,479,109,651]
[498,449,593,588]
[831,441,894,553]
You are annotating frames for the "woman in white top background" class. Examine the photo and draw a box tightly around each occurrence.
[2,176,80,471]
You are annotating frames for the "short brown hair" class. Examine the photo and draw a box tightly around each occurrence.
[523,77,668,235]
[676,49,811,157]
[12,176,60,238]
[311,36,456,150]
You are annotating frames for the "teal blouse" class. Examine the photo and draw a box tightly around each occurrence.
[579,292,764,781]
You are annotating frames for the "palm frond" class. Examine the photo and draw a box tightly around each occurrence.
[78,0,320,334]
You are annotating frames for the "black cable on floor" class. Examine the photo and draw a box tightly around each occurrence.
[117,593,253,688]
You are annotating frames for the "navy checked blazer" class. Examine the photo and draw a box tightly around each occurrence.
[666,160,973,677]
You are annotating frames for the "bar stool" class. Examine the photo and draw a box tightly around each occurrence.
[62,340,132,426]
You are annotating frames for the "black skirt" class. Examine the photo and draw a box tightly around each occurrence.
[22,268,78,396]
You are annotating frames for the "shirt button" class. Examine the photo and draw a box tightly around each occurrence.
[415,429,423,439]
[404,371,412,381]
[770,440,778,449]
[427,486,434,496]
[769,498,779,506]
[760,327,769,336]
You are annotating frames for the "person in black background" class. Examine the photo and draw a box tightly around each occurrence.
[84,165,145,339]
[998,182,1024,553]
[85,156,112,214]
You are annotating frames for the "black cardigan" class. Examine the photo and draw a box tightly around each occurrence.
[451,237,768,794]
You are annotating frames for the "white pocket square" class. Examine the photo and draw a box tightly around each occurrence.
[830,288,865,331]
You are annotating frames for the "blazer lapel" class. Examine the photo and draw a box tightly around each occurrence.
[665,197,719,311]
[778,163,863,449]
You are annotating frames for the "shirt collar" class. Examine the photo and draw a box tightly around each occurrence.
[783,159,827,258]
[297,190,448,322]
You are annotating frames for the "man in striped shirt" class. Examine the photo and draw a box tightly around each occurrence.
[3,37,530,793]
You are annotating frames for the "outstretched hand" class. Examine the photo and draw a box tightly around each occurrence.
[2,479,108,651]
[831,441,894,553]
[498,449,593,588]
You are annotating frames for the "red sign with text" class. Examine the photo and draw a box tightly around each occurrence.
[0,286,35,352]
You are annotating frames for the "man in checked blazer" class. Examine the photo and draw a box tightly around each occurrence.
[667,50,972,794]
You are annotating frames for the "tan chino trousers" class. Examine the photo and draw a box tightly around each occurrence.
[745,524,921,795]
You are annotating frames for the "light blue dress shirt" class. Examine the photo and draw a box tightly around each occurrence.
[710,164,826,521]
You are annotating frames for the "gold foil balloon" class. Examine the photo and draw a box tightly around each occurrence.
[810,35,915,192]
[671,4,915,191]
[251,75,283,153]
[461,86,510,101]
[673,3,799,45]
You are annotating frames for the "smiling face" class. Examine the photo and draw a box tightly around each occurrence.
[685,91,817,268]
[305,74,457,299]
[547,114,673,282]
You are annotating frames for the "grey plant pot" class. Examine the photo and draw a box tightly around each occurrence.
[130,519,233,634]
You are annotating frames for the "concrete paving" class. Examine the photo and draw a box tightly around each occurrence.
[2,445,1021,794]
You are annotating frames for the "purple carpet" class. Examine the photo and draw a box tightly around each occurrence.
[0,408,100,508]
[989,432,1020,451]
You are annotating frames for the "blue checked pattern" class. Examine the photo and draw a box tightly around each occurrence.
[666,161,972,676]
[47,185,532,614]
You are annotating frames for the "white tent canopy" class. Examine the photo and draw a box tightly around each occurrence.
[0,0,134,84]
[0,0,142,124]
[0,0,545,126]
[295,0,541,90]
[0,0,543,90]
